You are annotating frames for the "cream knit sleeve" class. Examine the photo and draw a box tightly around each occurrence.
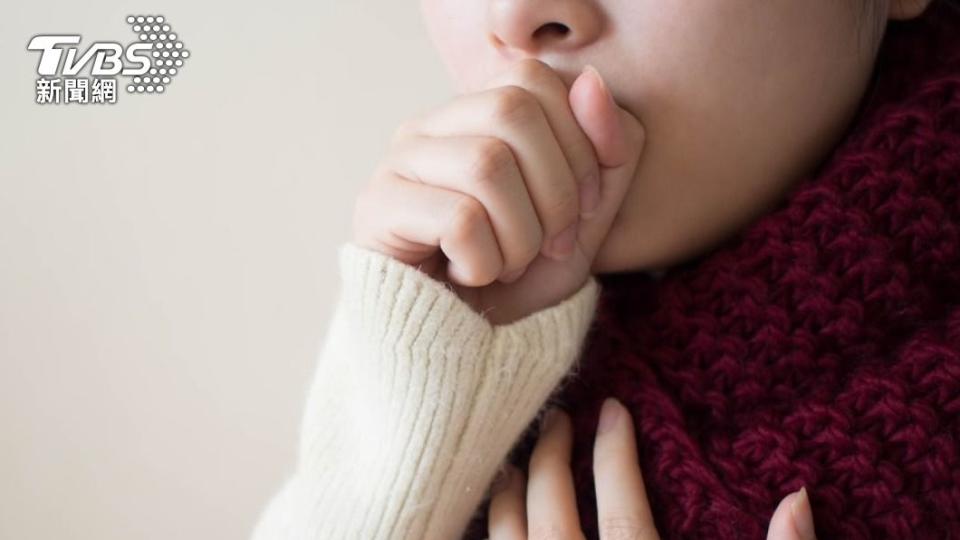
[251,241,601,540]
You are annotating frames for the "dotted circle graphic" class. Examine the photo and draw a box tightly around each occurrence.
[125,14,189,94]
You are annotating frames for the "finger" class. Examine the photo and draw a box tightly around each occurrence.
[488,464,527,540]
[527,406,584,539]
[400,85,581,262]
[593,397,659,540]
[567,65,646,258]
[384,133,543,282]
[353,168,504,286]
[766,487,817,540]
[569,65,644,169]
[483,58,602,221]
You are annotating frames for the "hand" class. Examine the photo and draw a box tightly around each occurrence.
[352,59,646,324]
[486,398,818,540]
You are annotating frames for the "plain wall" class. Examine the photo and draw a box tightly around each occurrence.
[0,2,452,538]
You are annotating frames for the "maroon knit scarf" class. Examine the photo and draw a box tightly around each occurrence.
[464,1,960,538]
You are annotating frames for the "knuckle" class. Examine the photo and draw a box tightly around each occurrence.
[597,515,648,540]
[489,85,541,127]
[447,196,487,242]
[543,188,580,225]
[467,137,515,186]
[503,228,543,274]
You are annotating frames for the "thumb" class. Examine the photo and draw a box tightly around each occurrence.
[767,487,818,540]
[567,64,645,258]
[568,64,644,169]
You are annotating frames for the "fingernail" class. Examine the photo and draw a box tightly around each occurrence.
[790,486,816,540]
[547,220,578,260]
[597,397,621,435]
[579,172,600,219]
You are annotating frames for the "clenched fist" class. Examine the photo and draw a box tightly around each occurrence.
[352,59,646,324]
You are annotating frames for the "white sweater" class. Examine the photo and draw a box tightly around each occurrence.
[250,242,601,540]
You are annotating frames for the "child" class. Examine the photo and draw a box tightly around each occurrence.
[252,0,960,538]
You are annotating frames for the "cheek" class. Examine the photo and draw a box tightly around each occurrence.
[595,2,877,272]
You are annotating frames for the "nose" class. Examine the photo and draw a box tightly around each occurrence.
[488,0,603,56]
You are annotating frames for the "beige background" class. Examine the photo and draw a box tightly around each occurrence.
[0,2,452,538]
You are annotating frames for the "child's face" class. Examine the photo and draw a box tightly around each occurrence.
[419,0,927,273]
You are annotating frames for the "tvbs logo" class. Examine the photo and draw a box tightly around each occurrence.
[27,35,153,77]
[27,15,190,104]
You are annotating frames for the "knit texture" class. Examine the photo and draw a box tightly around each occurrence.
[251,242,601,539]
[463,2,960,539]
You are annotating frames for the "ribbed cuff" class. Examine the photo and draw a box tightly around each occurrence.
[337,242,601,396]
[260,242,602,540]
[338,242,495,359]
